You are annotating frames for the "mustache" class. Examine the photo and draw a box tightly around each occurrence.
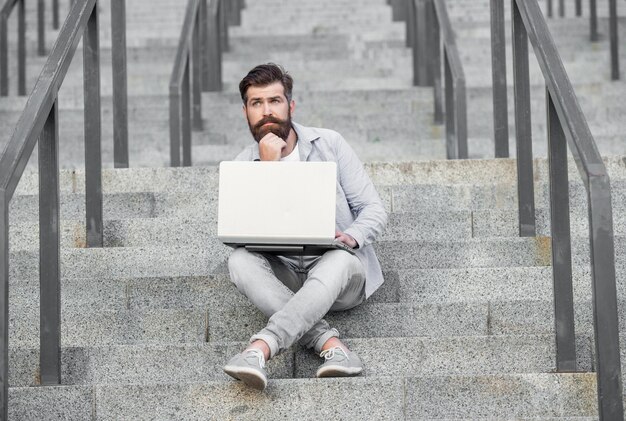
[252,116,285,131]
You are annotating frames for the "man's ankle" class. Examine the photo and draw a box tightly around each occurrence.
[321,337,348,353]
[247,339,271,361]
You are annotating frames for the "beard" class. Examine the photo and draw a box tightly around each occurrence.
[248,113,293,143]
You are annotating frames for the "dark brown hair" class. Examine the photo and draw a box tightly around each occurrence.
[239,63,293,104]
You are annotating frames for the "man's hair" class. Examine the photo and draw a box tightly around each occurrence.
[239,63,293,104]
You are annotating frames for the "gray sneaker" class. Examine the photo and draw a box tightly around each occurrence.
[223,348,267,390]
[316,346,363,378]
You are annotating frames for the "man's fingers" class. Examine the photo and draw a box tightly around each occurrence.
[260,132,286,146]
[258,132,287,161]
[335,231,357,248]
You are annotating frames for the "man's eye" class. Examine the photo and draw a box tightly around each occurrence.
[271,99,280,103]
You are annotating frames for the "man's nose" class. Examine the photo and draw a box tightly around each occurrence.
[262,102,272,116]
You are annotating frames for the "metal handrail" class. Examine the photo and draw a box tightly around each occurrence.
[506,0,623,418]
[405,0,467,159]
[170,0,208,167]
[431,0,468,159]
[169,0,239,167]
[0,0,105,418]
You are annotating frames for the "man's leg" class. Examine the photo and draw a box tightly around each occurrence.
[225,248,366,387]
[251,249,366,356]
[227,247,345,358]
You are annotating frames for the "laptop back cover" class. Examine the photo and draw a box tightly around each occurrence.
[217,161,337,245]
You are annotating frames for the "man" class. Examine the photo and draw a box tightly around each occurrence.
[223,63,387,390]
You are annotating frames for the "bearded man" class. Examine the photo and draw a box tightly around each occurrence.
[223,63,388,390]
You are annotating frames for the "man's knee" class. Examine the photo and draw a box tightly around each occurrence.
[309,250,364,291]
[227,247,257,287]
[323,250,363,278]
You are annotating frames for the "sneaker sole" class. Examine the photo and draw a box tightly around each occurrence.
[316,365,363,378]
[223,365,267,390]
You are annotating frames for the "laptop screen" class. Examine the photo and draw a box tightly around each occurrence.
[217,161,337,245]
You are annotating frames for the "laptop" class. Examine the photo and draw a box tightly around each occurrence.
[217,161,355,255]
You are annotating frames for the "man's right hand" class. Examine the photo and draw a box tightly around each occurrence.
[258,132,287,161]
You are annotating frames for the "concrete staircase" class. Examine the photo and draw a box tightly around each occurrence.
[2,0,626,419]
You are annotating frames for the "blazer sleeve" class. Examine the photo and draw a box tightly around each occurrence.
[334,134,388,248]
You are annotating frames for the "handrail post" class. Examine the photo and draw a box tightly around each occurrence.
[207,0,222,92]
[546,0,552,18]
[413,0,433,86]
[490,0,509,157]
[192,6,202,131]
[0,11,7,96]
[111,0,129,168]
[588,176,624,419]
[589,0,598,42]
[18,0,26,95]
[227,0,241,25]
[38,0,45,56]
[444,49,467,159]
[182,58,192,166]
[558,0,564,17]
[53,0,59,29]
[84,2,103,247]
[455,66,468,159]
[546,88,576,372]
[575,0,581,17]
[39,98,61,385]
[169,86,182,167]
[431,3,443,124]
[201,0,209,90]
[609,0,619,80]
[0,191,8,421]
[511,0,536,236]
[391,0,405,22]
[219,0,228,52]
[444,50,455,158]
[406,0,415,48]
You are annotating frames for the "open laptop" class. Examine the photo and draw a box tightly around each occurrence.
[217,161,355,255]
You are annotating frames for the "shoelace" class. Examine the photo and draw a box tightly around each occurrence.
[320,346,348,361]
[244,348,266,369]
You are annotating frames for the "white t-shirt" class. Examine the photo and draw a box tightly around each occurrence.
[280,143,300,161]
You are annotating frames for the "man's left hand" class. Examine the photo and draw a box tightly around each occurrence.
[335,230,358,248]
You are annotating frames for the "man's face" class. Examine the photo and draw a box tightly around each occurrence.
[243,82,295,142]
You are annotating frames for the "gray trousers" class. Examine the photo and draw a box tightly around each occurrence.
[227,247,366,358]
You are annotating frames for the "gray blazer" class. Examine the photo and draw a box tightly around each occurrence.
[233,121,388,298]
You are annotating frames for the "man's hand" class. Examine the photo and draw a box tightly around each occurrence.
[258,132,287,161]
[335,230,358,248]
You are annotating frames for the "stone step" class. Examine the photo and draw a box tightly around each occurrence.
[8,287,603,359]
[8,373,604,420]
[8,234,626,281]
[7,334,584,388]
[9,307,207,349]
[7,266,626,349]
[229,23,405,38]
[8,260,626,307]
[8,191,212,222]
[7,177,626,226]
[8,157,625,196]
[7,203,626,251]
[374,236,614,272]
[387,181,626,212]
[393,266,621,306]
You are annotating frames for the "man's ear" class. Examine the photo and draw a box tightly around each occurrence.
[289,100,296,116]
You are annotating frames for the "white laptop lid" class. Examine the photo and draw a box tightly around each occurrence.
[217,161,337,245]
